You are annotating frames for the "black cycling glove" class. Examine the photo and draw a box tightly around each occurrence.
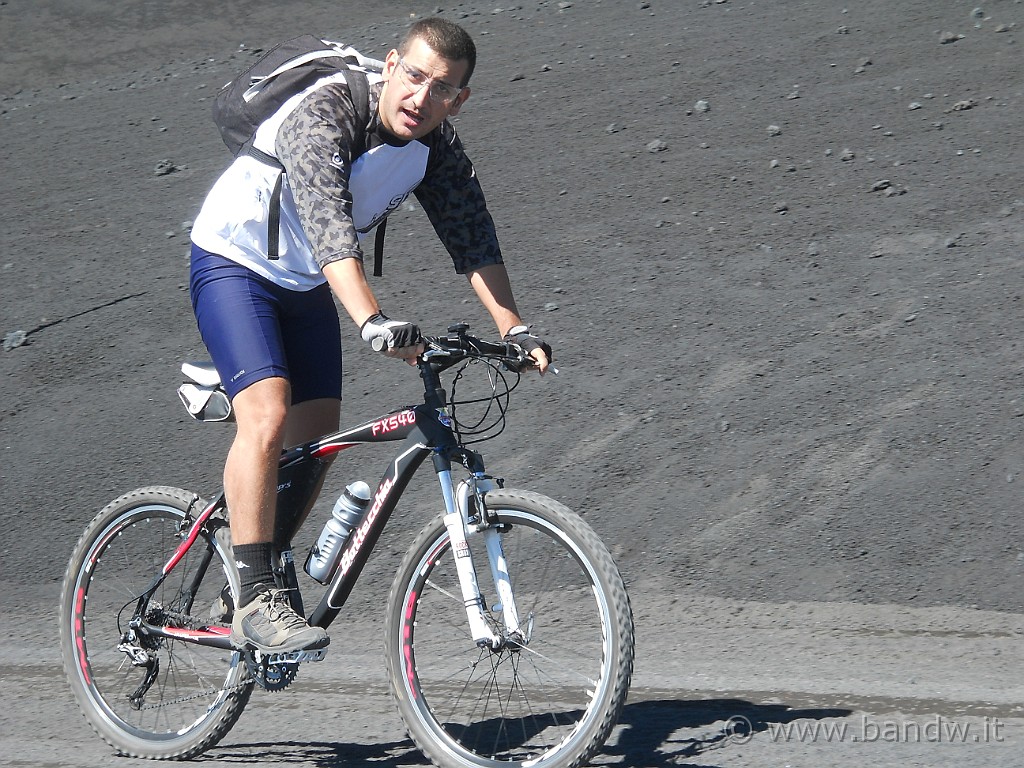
[503,325,553,363]
[361,312,422,352]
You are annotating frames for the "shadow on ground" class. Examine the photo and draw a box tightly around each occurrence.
[201,697,851,766]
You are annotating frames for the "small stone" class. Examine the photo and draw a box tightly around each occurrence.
[154,159,179,176]
[908,102,922,110]
[840,148,856,161]
[767,124,782,136]
[646,139,668,153]
[694,99,710,113]
[939,31,964,44]
[606,123,621,133]
[543,302,559,312]
[3,330,27,351]
[871,179,892,191]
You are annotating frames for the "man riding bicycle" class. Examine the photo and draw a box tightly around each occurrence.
[188,17,551,654]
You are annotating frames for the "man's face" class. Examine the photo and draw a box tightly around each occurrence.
[378,37,471,141]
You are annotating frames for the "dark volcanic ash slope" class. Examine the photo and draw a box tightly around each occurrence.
[1,0,1023,614]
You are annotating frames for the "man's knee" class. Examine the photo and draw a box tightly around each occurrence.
[233,378,290,443]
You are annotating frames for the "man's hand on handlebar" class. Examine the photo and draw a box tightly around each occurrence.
[504,325,553,375]
[362,312,424,361]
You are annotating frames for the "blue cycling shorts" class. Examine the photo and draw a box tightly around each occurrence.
[189,244,342,403]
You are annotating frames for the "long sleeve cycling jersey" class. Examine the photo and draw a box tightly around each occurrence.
[190,75,502,290]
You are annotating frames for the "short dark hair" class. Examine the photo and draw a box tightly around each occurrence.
[400,17,477,86]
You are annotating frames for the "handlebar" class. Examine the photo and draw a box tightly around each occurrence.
[372,323,555,375]
[422,325,536,373]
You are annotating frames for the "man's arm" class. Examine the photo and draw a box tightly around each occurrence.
[468,263,550,373]
[323,258,421,359]
[322,257,379,327]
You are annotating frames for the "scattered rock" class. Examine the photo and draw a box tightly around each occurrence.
[646,139,668,153]
[3,330,27,351]
[948,99,978,112]
[939,31,965,44]
[767,124,782,136]
[154,159,180,176]
[694,99,710,113]
[840,148,856,161]
[908,102,922,110]
[871,179,892,192]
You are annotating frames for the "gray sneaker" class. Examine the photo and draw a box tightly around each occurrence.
[210,583,234,623]
[230,587,329,653]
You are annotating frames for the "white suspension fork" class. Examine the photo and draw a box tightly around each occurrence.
[438,470,498,647]
[462,480,524,640]
[437,471,523,648]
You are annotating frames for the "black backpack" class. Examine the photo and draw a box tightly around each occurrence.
[211,35,389,272]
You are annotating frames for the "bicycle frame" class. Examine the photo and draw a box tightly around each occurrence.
[136,354,520,653]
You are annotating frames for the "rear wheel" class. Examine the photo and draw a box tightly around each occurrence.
[385,489,634,768]
[59,486,251,758]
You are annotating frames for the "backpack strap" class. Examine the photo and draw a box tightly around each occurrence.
[373,218,387,277]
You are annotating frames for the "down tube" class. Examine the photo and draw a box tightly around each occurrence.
[307,438,432,627]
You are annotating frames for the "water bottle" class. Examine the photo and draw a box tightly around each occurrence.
[304,481,372,583]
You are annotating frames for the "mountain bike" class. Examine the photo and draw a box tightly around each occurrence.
[59,324,635,768]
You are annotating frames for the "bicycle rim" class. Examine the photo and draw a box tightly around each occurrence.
[60,487,251,758]
[387,489,634,768]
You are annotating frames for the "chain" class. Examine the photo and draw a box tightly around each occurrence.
[137,677,252,710]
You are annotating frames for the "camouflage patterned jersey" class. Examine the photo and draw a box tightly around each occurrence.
[190,74,502,290]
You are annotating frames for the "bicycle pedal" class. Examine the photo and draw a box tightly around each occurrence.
[257,647,328,665]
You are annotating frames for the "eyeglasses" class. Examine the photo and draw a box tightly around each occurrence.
[395,57,464,105]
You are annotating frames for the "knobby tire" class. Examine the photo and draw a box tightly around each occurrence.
[59,486,251,759]
[384,488,635,768]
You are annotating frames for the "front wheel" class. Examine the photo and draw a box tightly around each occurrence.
[385,489,634,768]
[59,486,251,758]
